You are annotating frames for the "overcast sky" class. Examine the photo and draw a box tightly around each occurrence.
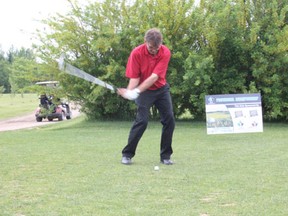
[0,0,200,52]
[0,0,85,52]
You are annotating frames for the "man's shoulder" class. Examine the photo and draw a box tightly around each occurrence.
[131,44,170,57]
[160,45,171,56]
[132,44,146,53]
[161,44,170,50]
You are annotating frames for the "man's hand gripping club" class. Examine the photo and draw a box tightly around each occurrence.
[118,74,159,101]
[118,88,140,100]
[117,77,141,100]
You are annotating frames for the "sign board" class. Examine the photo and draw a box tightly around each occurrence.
[205,93,263,134]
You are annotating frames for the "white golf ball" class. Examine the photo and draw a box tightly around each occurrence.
[154,166,160,171]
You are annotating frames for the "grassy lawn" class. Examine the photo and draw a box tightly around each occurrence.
[0,116,288,215]
[0,94,38,119]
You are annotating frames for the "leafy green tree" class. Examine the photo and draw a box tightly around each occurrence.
[182,0,288,120]
[0,49,10,93]
[5,47,58,95]
[36,0,288,121]
[181,0,253,119]
[9,57,37,93]
[36,0,196,119]
[248,0,288,120]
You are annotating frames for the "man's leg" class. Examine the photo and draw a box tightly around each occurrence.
[154,85,175,161]
[122,93,154,159]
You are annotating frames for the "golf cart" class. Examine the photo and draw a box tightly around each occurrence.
[35,94,72,122]
[34,81,72,122]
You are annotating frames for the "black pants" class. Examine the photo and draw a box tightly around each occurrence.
[122,84,175,160]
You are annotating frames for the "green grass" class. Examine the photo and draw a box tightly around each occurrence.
[0,117,288,215]
[0,94,38,119]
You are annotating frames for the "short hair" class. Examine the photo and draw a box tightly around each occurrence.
[144,28,163,47]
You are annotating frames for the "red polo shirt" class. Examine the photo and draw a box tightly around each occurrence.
[125,44,171,90]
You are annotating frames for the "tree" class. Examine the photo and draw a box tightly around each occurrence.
[181,0,288,120]
[36,0,288,121]
[0,49,10,93]
[248,0,288,120]
[7,48,58,94]
[36,0,196,119]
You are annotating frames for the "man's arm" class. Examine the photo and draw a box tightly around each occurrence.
[137,73,158,93]
[118,73,159,100]
[127,78,140,90]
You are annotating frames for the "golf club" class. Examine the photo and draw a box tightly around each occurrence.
[58,54,117,92]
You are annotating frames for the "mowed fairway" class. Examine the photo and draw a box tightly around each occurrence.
[1,116,288,216]
[0,94,38,119]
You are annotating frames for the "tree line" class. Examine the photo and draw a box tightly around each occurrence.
[0,46,62,96]
[0,47,36,94]
[1,0,288,121]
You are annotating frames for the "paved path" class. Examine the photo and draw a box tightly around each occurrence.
[0,108,81,132]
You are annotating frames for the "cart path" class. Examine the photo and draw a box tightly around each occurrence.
[0,108,81,132]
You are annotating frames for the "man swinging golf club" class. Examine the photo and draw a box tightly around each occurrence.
[118,28,175,165]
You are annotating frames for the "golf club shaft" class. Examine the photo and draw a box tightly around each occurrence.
[58,55,116,92]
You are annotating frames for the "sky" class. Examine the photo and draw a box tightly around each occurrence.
[0,0,200,53]
[0,0,85,52]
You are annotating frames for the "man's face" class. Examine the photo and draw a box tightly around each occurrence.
[146,42,161,55]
